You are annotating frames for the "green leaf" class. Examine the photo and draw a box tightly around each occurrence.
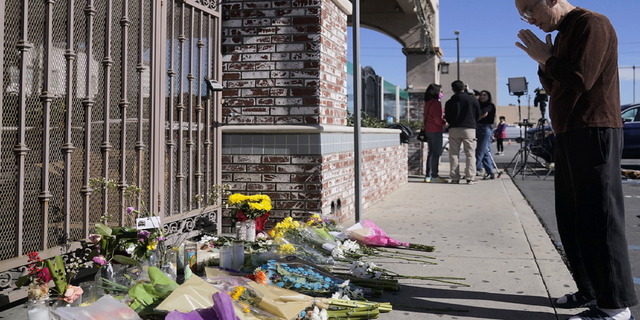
[15,275,30,288]
[112,255,140,266]
[95,223,113,236]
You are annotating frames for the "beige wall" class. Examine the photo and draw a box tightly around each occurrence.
[439,57,498,105]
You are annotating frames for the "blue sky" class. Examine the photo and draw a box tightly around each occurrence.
[347,0,640,107]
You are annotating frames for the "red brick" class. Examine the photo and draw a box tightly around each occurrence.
[276,201,305,210]
[291,192,321,200]
[263,174,290,182]
[305,201,321,210]
[222,164,245,172]
[222,155,233,163]
[263,156,290,164]
[247,165,276,172]
[276,184,304,191]
[247,183,276,191]
[291,174,321,183]
[276,165,320,173]
[262,192,290,200]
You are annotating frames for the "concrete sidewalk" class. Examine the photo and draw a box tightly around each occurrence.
[355,161,582,320]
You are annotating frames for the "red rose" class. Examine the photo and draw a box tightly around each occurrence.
[37,267,52,283]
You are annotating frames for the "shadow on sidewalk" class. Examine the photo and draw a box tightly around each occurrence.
[373,284,558,319]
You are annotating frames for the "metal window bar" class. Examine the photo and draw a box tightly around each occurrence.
[176,2,186,214]
[0,0,223,298]
[119,0,130,226]
[195,10,204,207]
[135,0,146,213]
[187,6,195,212]
[101,0,114,222]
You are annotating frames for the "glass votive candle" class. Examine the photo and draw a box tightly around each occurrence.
[80,281,97,306]
[219,246,233,269]
[231,241,245,271]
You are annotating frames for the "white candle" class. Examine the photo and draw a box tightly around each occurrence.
[27,307,50,320]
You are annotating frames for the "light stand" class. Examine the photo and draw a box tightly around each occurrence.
[505,77,540,179]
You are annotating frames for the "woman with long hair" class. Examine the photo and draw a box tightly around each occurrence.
[476,90,496,179]
[422,84,448,183]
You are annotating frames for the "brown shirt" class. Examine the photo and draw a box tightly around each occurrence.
[538,7,622,134]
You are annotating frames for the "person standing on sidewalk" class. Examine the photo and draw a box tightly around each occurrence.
[495,116,507,155]
[515,0,638,319]
[476,90,496,179]
[444,80,481,185]
[423,84,448,183]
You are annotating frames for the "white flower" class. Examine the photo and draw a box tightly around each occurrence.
[337,279,350,288]
[374,270,383,279]
[331,246,345,259]
[310,306,327,320]
[319,308,328,320]
[125,243,136,254]
[331,292,343,299]
[342,240,360,254]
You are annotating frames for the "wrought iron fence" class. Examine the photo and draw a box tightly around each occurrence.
[0,0,222,303]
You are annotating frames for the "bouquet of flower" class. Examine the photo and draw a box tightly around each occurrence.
[254,259,373,299]
[228,193,272,231]
[15,252,52,300]
[269,217,336,254]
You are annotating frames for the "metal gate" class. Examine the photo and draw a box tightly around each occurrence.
[0,0,222,301]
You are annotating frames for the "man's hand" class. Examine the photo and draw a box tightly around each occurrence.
[516,30,553,65]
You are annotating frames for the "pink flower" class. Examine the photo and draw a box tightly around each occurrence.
[92,255,107,267]
[127,207,136,214]
[137,230,150,240]
[63,285,83,303]
[37,267,52,283]
[88,234,101,244]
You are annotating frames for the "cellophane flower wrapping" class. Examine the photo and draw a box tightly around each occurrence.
[51,295,142,320]
[267,238,335,266]
[205,267,315,320]
[206,276,281,320]
[268,217,336,265]
[345,220,409,247]
[255,259,366,299]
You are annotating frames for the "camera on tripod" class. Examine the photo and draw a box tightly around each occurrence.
[534,88,548,117]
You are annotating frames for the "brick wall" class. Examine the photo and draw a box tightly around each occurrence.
[221,154,322,233]
[320,144,407,223]
[222,143,407,229]
[221,0,348,126]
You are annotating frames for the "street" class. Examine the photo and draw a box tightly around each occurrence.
[462,140,640,315]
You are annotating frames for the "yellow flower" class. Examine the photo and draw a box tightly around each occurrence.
[147,241,158,251]
[228,193,246,205]
[277,244,295,254]
[229,287,245,300]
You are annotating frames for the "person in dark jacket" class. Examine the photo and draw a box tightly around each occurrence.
[422,84,448,183]
[444,80,481,184]
[516,0,638,319]
[476,90,496,179]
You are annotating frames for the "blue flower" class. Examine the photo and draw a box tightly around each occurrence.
[324,283,329,289]
[294,283,301,288]
[277,282,284,287]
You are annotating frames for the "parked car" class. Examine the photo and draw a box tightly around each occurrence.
[525,103,640,161]
[621,103,640,158]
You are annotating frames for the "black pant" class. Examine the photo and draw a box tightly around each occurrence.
[554,127,638,309]
[496,139,504,152]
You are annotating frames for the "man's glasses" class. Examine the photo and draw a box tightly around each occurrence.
[520,0,542,21]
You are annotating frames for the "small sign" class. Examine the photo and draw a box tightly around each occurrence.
[136,216,162,230]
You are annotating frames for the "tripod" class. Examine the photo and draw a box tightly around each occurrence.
[507,95,542,179]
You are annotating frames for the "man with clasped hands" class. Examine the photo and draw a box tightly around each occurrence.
[515,0,637,319]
